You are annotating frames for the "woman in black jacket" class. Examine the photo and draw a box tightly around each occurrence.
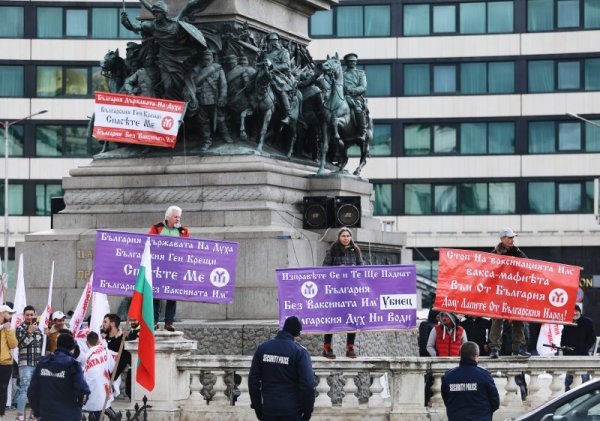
[322,227,363,359]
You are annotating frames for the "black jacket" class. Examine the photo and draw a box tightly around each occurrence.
[561,315,596,356]
[460,317,491,355]
[442,358,500,421]
[28,348,90,420]
[248,331,314,419]
[492,243,527,258]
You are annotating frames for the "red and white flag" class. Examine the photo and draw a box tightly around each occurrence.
[537,323,564,356]
[70,274,93,336]
[90,291,110,335]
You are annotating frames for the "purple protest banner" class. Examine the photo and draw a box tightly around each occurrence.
[93,230,238,303]
[277,265,417,333]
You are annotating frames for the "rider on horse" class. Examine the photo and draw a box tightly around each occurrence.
[342,53,368,143]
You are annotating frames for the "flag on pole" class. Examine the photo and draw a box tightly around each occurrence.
[8,253,26,406]
[39,261,55,354]
[90,291,110,335]
[128,238,155,391]
[0,256,7,304]
[70,275,93,335]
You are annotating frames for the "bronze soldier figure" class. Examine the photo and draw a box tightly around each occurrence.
[343,53,368,143]
[264,32,296,125]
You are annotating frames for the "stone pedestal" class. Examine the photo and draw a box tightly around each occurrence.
[125,331,197,421]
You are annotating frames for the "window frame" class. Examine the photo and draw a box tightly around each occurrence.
[527,0,600,31]
[34,123,95,157]
[309,4,392,38]
[35,65,98,98]
[527,179,593,214]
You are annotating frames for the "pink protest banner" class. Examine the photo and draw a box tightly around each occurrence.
[93,92,185,148]
[434,248,580,324]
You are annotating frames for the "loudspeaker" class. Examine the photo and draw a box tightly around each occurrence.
[50,196,65,229]
[303,196,332,229]
[333,196,361,228]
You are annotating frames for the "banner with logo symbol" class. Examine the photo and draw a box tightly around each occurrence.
[93,230,237,303]
[93,92,185,148]
[277,265,417,333]
[435,248,580,324]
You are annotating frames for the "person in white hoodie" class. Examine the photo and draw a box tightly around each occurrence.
[427,312,468,357]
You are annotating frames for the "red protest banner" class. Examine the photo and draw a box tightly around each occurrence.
[434,248,580,324]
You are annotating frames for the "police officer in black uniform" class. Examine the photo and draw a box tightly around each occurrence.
[441,341,499,421]
[249,316,314,421]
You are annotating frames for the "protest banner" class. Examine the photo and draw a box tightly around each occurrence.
[93,230,237,303]
[92,92,185,148]
[277,265,417,333]
[435,248,580,324]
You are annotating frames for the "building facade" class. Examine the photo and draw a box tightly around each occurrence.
[308,0,600,306]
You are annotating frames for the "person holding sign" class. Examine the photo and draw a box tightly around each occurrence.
[322,227,363,359]
[149,205,189,332]
[489,228,530,359]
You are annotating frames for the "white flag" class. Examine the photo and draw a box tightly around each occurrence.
[90,291,110,335]
[537,323,564,356]
[0,256,7,304]
[39,261,55,354]
[69,274,93,335]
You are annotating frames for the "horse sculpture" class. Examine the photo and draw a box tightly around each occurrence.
[318,53,372,176]
[100,49,129,93]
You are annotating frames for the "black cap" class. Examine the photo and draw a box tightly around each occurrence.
[283,316,302,337]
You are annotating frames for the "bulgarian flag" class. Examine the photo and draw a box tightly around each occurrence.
[128,238,155,391]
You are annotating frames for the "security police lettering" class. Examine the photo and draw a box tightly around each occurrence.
[449,383,478,391]
[262,354,290,365]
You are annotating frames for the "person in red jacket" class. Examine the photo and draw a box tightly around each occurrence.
[427,312,467,357]
[148,206,189,331]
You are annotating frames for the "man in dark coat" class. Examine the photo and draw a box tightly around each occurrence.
[561,305,596,390]
[460,316,491,356]
[442,341,499,421]
[249,316,314,421]
[28,333,90,420]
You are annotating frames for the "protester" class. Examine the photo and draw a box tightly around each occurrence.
[149,205,189,332]
[102,313,130,394]
[28,333,90,420]
[427,312,467,357]
[562,305,596,391]
[322,227,363,359]
[16,305,43,421]
[419,309,440,357]
[0,304,16,421]
[441,341,499,421]
[489,228,530,359]
[460,315,491,356]
[83,331,120,421]
[45,311,67,354]
[248,316,314,421]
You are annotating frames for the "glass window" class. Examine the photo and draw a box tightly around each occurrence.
[0,6,24,37]
[311,10,333,36]
[433,65,456,93]
[461,123,487,154]
[37,7,63,38]
[433,125,457,153]
[529,181,555,213]
[404,125,430,155]
[365,5,390,36]
[373,184,392,216]
[65,68,89,96]
[585,59,600,90]
[404,64,430,96]
[558,122,581,150]
[0,125,24,157]
[36,126,62,157]
[529,61,554,92]
[0,185,24,216]
[460,3,486,34]
[585,0,600,28]
[433,5,457,33]
[65,127,88,155]
[489,182,515,213]
[489,62,515,93]
[489,122,515,153]
[434,185,457,213]
[558,61,580,90]
[92,66,109,93]
[364,65,391,96]
[0,66,24,97]
[488,2,514,33]
[460,183,488,214]
[92,8,119,38]
[528,0,554,31]
[585,181,594,211]
[558,0,580,28]
[337,6,363,37]
[405,184,431,215]
[404,5,430,35]
[461,63,487,94]
[66,9,88,37]
[558,183,581,211]
[37,66,63,97]
[36,184,62,216]
[529,121,555,153]
[371,124,392,156]
[585,119,600,151]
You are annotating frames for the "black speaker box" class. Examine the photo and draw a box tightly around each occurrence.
[333,196,361,228]
[303,196,332,229]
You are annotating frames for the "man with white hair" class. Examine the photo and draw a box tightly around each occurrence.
[149,206,189,331]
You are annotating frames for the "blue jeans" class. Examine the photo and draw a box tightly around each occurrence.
[565,373,590,391]
[153,299,176,324]
[17,365,35,415]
